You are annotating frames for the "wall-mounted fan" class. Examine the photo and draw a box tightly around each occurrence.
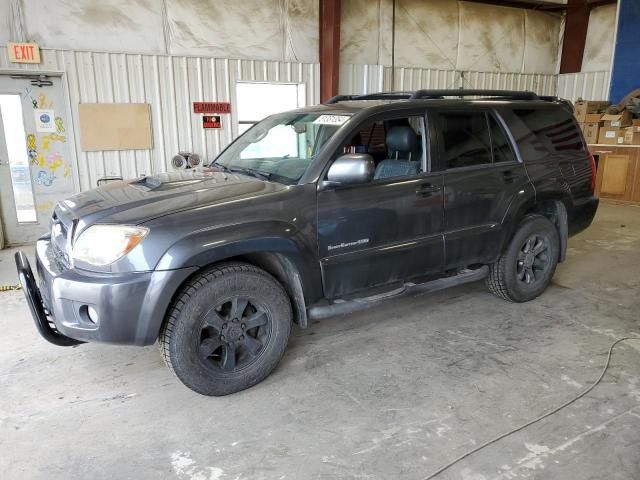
[171,152,202,170]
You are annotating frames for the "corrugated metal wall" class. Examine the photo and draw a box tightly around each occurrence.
[0,46,611,193]
[0,47,319,191]
[556,71,611,103]
[339,64,558,96]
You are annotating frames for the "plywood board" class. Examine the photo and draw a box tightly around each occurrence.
[601,154,629,195]
[79,103,153,151]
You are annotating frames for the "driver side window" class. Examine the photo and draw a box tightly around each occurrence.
[337,115,427,182]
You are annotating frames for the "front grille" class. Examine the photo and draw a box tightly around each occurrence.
[46,240,70,274]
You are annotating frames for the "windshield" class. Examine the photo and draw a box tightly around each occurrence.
[212,112,352,184]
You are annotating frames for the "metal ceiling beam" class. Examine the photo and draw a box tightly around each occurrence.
[560,0,590,73]
[462,0,569,11]
[319,0,341,103]
[464,0,616,11]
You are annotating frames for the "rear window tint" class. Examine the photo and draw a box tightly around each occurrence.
[512,108,584,155]
[440,111,493,169]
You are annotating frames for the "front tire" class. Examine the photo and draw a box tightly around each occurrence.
[159,262,292,396]
[486,214,559,302]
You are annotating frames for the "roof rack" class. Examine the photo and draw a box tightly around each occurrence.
[325,92,415,103]
[325,89,541,104]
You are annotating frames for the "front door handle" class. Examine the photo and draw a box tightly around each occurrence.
[416,183,441,197]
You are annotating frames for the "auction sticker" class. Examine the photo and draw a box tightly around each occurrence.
[313,114,351,126]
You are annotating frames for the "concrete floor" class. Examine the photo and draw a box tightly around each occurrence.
[1,202,639,480]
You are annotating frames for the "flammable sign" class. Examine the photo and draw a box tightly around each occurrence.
[203,115,222,129]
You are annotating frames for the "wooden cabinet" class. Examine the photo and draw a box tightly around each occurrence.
[589,144,640,204]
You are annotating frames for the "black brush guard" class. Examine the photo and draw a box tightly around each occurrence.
[14,251,83,347]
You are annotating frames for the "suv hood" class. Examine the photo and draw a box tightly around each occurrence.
[58,170,288,230]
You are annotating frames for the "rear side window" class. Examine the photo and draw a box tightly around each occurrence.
[438,111,516,169]
[512,108,584,154]
[440,111,492,168]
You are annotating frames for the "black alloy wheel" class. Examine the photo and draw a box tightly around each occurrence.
[198,296,271,372]
[516,234,551,285]
[486,214,559,302]
[160,262,292,396]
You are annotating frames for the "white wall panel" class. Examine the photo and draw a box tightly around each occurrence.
[582,4,617,73]
[340,0,562,75]
[0,1,12,44]
[556,71,611,103]
[0,47,319,191]
[5,0,319,63]
[21,0,167,55]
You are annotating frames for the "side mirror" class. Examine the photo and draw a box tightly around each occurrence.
[324,153,375,186]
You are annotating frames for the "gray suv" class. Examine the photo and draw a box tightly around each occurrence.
[16,90,598,395]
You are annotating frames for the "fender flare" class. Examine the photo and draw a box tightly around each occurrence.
[155,222,323,327]
[501,193,570,262]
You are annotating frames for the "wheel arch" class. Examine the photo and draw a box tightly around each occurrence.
[155,225,323,331]
[525,198,568,262]
[501,194,570,262]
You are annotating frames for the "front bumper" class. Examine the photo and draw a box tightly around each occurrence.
[16,238,196,346]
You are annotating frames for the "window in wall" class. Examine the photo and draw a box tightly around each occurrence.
[440,111,492,169]
[236,82,306,134]
[0,95,37,223]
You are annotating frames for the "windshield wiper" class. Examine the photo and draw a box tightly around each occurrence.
[208,161,231,172]
[228,167,272,180]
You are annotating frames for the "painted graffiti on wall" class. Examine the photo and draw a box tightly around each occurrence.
[22,86,38,109]
[21,88,73,191]
[36,200,54,214]
[41,133,66,151]
[35,170,56,187]
[55,116,65,134]
[26,133,37,163]
[38,93,53,109]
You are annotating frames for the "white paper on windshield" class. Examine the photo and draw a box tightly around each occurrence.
[313,114,351,126]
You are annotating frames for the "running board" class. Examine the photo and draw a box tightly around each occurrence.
[307,266,488,320]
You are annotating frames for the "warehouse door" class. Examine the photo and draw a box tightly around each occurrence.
[0,74,75,247]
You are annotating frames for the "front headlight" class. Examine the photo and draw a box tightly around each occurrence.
[71,225,149,266]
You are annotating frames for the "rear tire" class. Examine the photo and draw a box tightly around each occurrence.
[159,262,292,396]
[486,214,559,302]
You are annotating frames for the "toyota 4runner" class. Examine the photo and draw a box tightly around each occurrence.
[16,89,599,395]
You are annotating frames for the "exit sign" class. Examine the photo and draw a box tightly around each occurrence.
[7,42,41,64]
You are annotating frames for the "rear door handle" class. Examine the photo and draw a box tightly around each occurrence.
[416,183,441,197]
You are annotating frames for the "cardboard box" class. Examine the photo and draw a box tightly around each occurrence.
[581,122,600,144]
[633,119,640,127]
[584,113,604,123]
[623,126,640,145]
[574,100,610,122]
[598,127,625,145]
[601,111,632,128]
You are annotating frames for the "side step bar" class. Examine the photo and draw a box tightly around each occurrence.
[307,266,488,320]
